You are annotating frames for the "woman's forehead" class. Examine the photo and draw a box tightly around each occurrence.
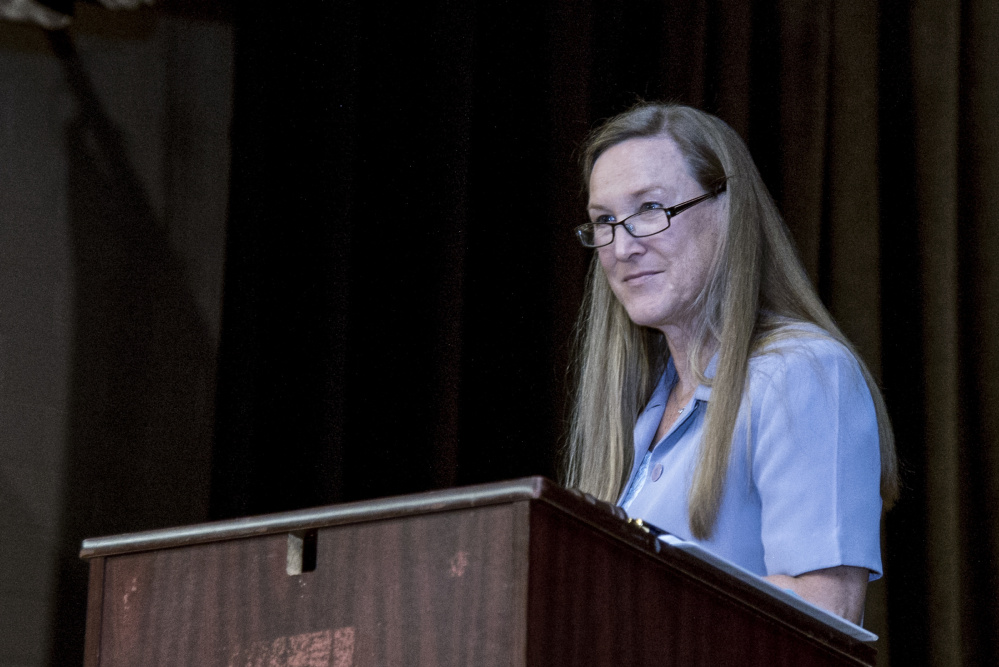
[588,136,696,206]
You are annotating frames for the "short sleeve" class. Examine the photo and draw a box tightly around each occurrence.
[751,340,883,578]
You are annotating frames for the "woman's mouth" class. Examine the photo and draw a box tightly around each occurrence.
[623,270,661,284]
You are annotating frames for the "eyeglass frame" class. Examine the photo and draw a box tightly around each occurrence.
[574,177,728,248]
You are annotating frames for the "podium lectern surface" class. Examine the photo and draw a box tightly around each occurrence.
[80,477,876,666]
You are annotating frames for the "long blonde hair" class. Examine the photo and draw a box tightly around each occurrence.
[562,104,899,539]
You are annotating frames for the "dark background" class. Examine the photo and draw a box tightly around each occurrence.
[0,1,995,665]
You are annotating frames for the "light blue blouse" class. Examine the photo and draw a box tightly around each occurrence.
[619,331,883,579]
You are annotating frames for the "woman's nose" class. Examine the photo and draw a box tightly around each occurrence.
[611,225,644,259]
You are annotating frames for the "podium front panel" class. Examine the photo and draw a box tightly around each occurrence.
[90,502,530,666]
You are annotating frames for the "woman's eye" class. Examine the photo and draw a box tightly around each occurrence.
[594,214,616,224]
[639,202,665,211]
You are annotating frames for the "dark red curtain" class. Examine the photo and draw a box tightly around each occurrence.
[214,1,999,665]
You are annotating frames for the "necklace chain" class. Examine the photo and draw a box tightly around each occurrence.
[670,382,694,415]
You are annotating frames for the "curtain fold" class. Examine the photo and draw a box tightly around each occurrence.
[825,1,881,367]
[776,0,831,278]
[956,1,999,663]
[910,2,963,665]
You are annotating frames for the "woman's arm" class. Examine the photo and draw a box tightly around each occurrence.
[750,339,883,624]
[765,565,869,623]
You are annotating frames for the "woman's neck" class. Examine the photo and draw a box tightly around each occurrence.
[662,323,714,395]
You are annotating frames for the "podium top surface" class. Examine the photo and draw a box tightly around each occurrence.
[81,477,625,559]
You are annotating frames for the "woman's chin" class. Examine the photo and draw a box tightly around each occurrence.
[623,308,668,331]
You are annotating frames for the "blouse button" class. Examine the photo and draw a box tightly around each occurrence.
[651,463,663,482]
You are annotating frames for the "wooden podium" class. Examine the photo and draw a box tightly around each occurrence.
[80,477,876,666]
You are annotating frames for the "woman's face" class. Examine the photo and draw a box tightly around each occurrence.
[588,135,725,336]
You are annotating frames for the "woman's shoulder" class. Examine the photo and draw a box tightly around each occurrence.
[744,322,875,420]
[748,322,863,382]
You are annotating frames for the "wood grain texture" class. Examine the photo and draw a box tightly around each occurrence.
[525,502,874,666]
[82,478,875,666]
[96,503,527,666]
[83,557,105,667]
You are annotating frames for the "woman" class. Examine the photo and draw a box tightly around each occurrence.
[563,103,898,624]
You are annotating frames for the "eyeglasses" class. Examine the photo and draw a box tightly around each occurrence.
[574,178,727,248]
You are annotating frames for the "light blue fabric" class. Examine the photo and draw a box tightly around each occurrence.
[618,329,883,580]
[620,450,652,509]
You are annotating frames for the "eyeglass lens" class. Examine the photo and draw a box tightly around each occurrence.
[584,209,669,247]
